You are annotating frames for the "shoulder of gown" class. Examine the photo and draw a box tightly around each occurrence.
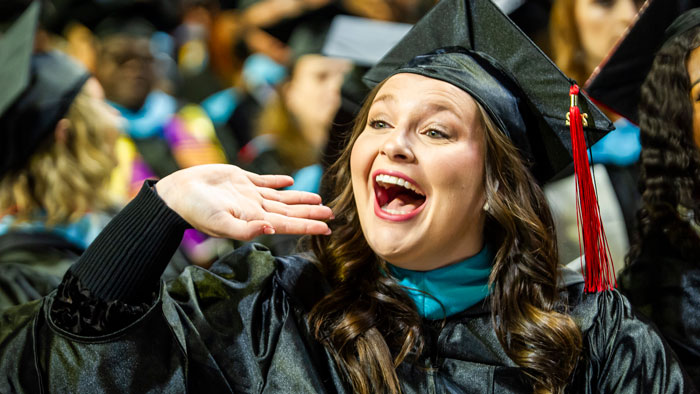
[561,267,697,393]
[0,243,348,393]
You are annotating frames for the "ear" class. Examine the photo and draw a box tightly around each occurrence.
[54,118,71,145]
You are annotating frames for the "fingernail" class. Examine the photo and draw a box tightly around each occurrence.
[324,228,332,235]
[264,226,276,235]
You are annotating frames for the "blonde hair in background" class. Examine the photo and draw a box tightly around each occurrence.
[0,87,119,226]
[549,0,589,85]
[256,94,319,172]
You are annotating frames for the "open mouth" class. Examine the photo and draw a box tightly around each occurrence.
[373,172,426,219]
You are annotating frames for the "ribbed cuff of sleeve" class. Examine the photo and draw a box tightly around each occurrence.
[69,180,191,303]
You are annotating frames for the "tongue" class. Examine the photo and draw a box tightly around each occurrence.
[384,194,421,213]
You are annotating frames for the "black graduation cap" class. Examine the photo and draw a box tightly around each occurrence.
[585,0,700,124]
[40,0,181,35]
[0,1,91,177]
[363,0,614,184]
[363,0,617,291]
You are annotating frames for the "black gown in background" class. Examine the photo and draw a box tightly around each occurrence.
[0,232,81,310]
[619,235,700,388]
[0,184,695,393]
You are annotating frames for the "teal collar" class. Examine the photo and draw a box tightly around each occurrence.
[388,245,493,320]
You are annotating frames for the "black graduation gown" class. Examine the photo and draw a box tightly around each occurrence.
[0,242,695,393]
[619,235,700,388]
[0,232,82,310]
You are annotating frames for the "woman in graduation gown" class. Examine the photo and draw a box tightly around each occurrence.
[0,3,121,309]
[0,0,695,392]
[584,4,700,386]
[614,8,700,386]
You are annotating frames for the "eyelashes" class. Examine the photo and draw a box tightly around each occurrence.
[367,118,452,140]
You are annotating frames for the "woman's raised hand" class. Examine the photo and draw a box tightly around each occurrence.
[155,164,333,241]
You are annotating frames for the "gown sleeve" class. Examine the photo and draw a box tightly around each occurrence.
[47,180,191,335]
[580,290,697,393]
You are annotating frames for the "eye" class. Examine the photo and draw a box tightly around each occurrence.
[424,129,449,139]
[592,0,614,7]
[369,119,390,129]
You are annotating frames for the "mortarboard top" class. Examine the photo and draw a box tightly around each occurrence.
[363,0,614,184]
[0,1,38,119]
[0,2,91,177]
[585,0,700,125]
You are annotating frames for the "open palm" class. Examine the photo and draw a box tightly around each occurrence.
[156,164,333,241]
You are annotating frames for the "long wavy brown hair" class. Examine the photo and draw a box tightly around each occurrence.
[307,78,582,393]
[0,87,118,225]
[628,26,700,263]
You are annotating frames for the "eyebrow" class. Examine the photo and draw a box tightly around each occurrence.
[693,78,700,88]
[372,93,397,105]
[372,94,461,115]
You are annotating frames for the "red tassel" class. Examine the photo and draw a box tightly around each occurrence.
[568,85,616,293]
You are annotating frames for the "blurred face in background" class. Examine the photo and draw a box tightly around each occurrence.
[96,34,155,111]
[284,54,352,150]
[574,0,642,73]
[687,45,700,149]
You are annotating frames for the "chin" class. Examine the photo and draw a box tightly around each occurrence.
[366,237,416,266]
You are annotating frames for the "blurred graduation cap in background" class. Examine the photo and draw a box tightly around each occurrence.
[0,1,91,177]
[39,0,182,34]
[359,0,615,291]
[322,15,412,67]
[586,0,700,124]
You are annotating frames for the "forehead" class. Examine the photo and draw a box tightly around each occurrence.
[373,73,479,116]
[101,35,151,55]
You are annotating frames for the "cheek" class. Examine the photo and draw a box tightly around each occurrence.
[433,147,486,201]
[350,135,373,193]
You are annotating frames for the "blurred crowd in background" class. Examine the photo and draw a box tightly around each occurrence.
[0,0,686,292]
[3,0,700,384]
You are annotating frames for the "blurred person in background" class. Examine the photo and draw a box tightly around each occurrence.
[94,14,234,266]
[604,7,700,385]
[546,0,644,270]
[93,16,228,196]
[239,53,352,178]
[0,3,121,309]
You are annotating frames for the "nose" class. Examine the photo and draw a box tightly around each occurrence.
[380,129,415,163]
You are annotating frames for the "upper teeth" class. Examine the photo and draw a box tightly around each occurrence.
[375,174,424,195]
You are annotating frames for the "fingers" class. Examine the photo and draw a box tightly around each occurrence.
[246,172,295,189]
[199,209,331,240]
[259,188,323,205]
[203,213,276,241]
[261,199,333,220]
[263,213,332,235]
